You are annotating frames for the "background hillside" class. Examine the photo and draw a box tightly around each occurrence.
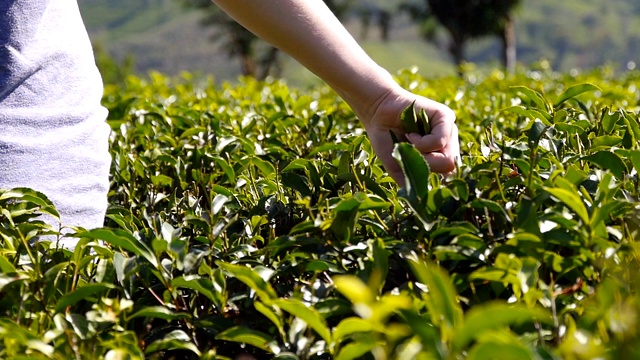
[78,0,640,83]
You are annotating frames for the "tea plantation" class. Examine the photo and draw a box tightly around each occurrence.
[1,66,640,359]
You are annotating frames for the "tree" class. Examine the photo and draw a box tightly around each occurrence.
[358,4,393,42]
[402,0,520,74]
[179,0,354,79]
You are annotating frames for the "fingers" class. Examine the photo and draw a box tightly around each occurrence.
[404,104,459,174]
[405,105,456,153]
[374,123,459,184]
[363,90,460,183]
[422,125,459,174]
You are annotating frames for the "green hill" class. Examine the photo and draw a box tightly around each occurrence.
[78,0,640,83]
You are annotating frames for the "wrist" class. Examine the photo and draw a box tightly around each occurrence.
[335,66,401,124]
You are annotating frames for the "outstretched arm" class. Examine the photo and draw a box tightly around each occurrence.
[212,0,459,182]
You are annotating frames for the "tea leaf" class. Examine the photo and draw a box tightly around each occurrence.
[453,302,550,351]
[55,283,116,312]
[215,326,278,353]
[78,228,158,267]
[400,100,420,134]
[410,260,462,339]
[544,187,589,225]
[172,275,220,306]
[217,262,277,303]
[145,330,201,356]
[332,318,376,344]
[418,108,431,135]
[128,306,190,321]
[582,151,627,179]
[554,83,601,107]
[274,298,331,343]
[392,143,430,203]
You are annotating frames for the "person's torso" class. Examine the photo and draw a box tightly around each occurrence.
[0,0,105,131]
[0,0,112,233]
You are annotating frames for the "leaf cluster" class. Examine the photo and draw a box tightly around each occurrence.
[2,67,640,359]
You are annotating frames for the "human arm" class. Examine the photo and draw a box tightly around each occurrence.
[211,0,459,183]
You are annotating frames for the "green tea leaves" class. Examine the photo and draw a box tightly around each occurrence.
[400,100,431,136]
[2,69,639,359]
[554,83,601,107]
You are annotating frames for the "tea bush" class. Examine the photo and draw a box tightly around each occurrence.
[1,66,640,359]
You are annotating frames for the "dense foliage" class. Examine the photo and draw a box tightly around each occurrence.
[2,66,640,359]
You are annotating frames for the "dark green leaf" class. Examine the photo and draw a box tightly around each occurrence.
[217,262,277,303]
[172,275,220,306]
[77,228,158,267]
[392,143,430,204]
[528,119,546,148]
[55,283,116,312]
[582,151,627,179]
[400,100,419,133]
[128,306,190,321]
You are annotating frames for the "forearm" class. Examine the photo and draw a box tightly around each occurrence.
[211,0,400,120]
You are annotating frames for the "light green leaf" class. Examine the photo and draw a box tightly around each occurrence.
[467,338,535,360]
[332,318,376,344]
[510,86,548,111]
[333,275,374,305]
[0,256,16,273]
[554,83,601,107]
[144,330,201,356]
[335,339,378,360]
[418,108,431,135]
[0,187,60,219]
[150,174,173,187]
[453,302,551,351]
[410,260,463,338]
[503,106,552,125]
[592,135,622,148]
[401,100,420,134]
[255,301,284,337]
[600,108,621,134]
[274,298,331,344]
[215,326,278,354]
[544,186,589,225]
[213,156,236,183]
[128,306,190,321]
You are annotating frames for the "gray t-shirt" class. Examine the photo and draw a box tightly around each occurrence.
[1,0,111,246]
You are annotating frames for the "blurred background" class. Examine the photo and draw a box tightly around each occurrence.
[79,0,640,85]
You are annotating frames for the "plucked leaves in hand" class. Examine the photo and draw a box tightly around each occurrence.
[400,100,431,136]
